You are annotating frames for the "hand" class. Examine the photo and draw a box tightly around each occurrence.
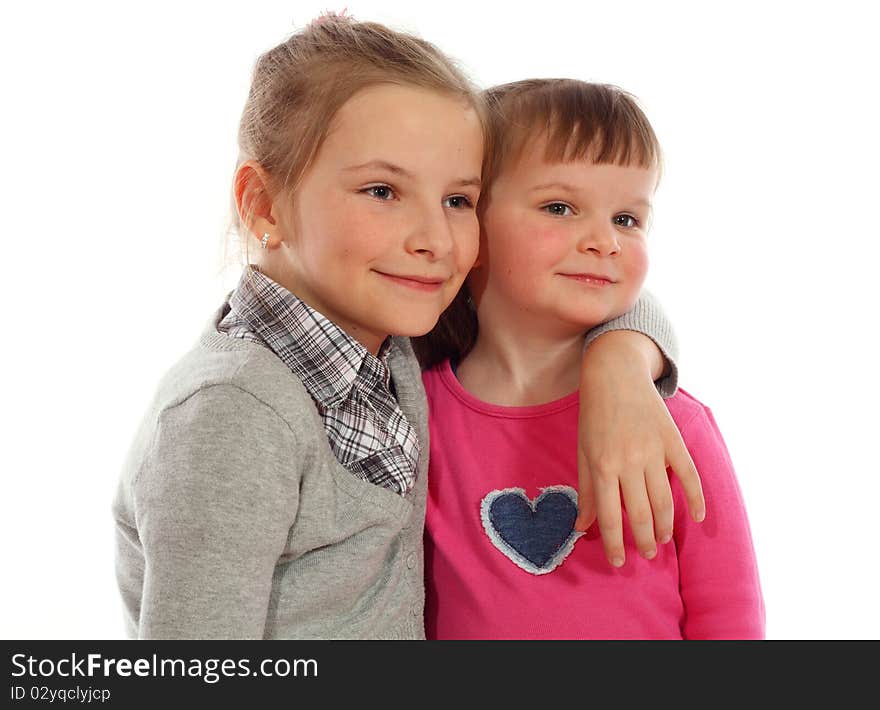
[576,331,705,567]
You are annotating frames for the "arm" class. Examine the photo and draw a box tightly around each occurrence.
[674,404,765,639]
[583,288,679,397]
[134,385,299,639]
[576,290,705,568]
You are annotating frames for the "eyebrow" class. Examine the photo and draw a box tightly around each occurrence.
[345,160,416,178]
[345,159,480,189]
[453,176,482,189]
[529,182,652,208]
[528,181,580,193]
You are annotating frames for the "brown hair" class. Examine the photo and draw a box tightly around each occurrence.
[412,79,661,370]
[230,14,487,254]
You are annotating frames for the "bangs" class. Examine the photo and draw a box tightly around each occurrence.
[482,79,661,193]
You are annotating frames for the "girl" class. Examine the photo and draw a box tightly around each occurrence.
[422,79,765,639]
[113,17,692,639]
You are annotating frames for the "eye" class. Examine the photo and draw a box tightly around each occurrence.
[362,184,396,201]
[443,194,474,210]
[542,202,574,217]
[614,213,639,228]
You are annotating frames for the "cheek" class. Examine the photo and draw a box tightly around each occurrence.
[623,242,649,281]
[620,243,649,307]
[488,216,567,276]
[327,197,389,261]
[294,203,346,262]
[454,215,481,270]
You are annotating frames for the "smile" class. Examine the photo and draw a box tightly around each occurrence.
[374,271,447,292]
[558,273,616,287]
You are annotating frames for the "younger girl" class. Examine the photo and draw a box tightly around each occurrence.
[423,79,765,639]
[114,17,691,639]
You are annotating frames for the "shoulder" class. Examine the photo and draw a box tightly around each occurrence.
[664,387,715,435]
[152,311,324,439]
[123,309,327,478]
[663,387,735,469]
[665,388,741,495]
[125,351,318,510]
[117,305,323,521]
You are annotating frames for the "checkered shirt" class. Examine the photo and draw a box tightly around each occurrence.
[217,268,420,496]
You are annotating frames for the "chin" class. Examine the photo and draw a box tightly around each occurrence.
[561,305,615,329]
[380,312,443,339]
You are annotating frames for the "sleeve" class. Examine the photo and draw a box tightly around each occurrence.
[132,385,301,639]
[672,405,765,639]
[582,289,680,398]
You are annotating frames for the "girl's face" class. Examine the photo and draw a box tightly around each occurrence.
[272,83,483,354]
[475,135,657,335]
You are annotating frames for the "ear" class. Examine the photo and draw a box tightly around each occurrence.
[233,160,281,248]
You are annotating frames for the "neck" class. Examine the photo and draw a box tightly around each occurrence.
[456,293,585,406]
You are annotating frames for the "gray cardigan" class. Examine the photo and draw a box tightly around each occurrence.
[113,304,429,639]
[113,292,677,639]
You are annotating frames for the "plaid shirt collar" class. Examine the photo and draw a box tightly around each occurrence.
[227,268,393,410]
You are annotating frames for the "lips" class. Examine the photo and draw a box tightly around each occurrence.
[383,273,446,284]
[558,272,617,284]
[374,270,448,291]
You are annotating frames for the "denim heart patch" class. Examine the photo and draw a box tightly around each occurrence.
[480,486,584,575]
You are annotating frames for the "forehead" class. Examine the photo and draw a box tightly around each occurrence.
[321,83,484,166]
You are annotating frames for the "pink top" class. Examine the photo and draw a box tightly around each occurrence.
[423,360,765,639]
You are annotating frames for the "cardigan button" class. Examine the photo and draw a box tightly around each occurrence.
[406,553,416,570]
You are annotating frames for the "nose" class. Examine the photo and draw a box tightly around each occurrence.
[404,204,455,260]
[577,219,620,257]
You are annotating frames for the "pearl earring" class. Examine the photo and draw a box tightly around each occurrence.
[260,232,270,249]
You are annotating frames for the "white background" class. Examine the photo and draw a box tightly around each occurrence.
[2,0,877,639]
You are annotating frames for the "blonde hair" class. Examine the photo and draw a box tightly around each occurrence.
[231,14,487,256]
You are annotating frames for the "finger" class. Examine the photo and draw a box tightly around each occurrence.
[575,446,596,532]
[645,464,674,544]
[619,475,657,560]
[666,434,705,522]
[594,477,626,567]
